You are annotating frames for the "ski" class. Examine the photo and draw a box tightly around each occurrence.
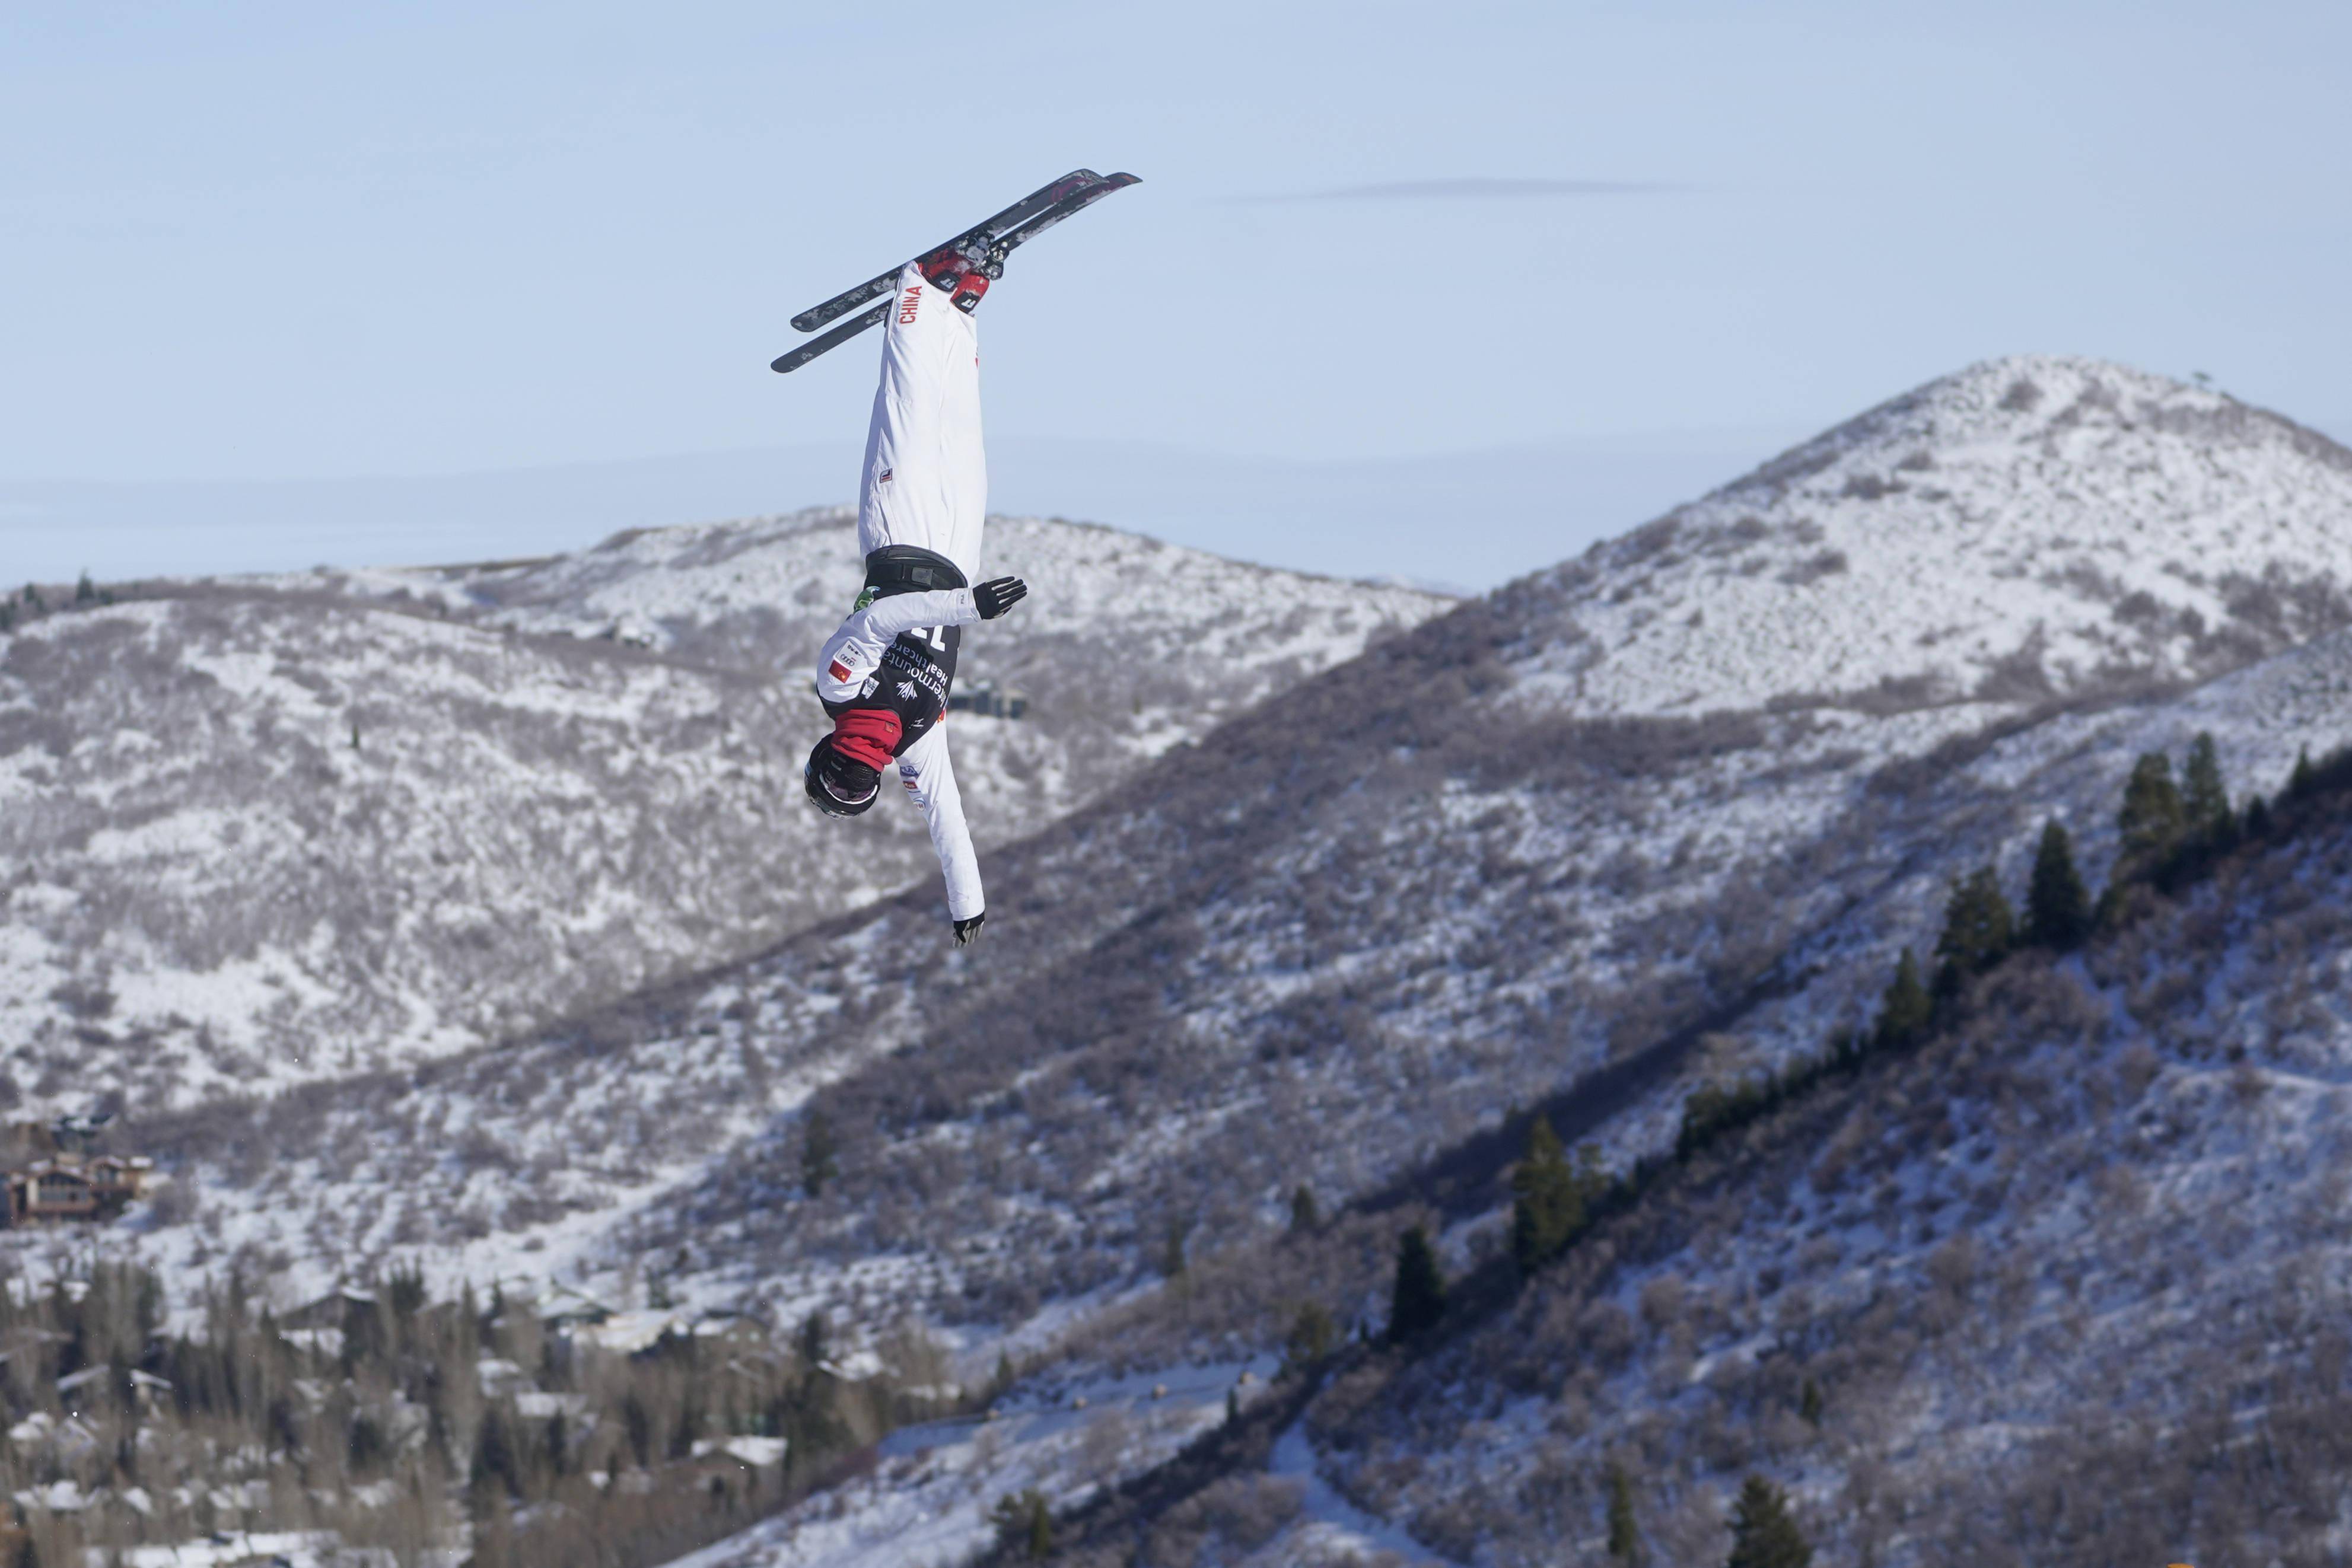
[994,171,1140,254]
[790,169,1102,335]
[770,304,889,376]
[769,171,1141,375]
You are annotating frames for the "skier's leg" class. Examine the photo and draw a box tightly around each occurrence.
[857,264,986,584]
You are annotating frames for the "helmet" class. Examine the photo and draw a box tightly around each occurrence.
[804,737,880,817]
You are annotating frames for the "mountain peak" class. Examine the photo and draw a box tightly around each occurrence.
[1508,355,2352,717]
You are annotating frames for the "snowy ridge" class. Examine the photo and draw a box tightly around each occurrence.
[287,506,1451,771]
[0,515,1447,1111]
[1511,354,2352,715]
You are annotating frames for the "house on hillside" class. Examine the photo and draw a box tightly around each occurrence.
[689,1432,788,1496]
[5,1154,152,1225]
[526,1280,615,1334]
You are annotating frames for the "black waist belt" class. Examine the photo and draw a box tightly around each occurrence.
[864,545,968,597]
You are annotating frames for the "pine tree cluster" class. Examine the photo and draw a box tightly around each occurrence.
[1,579,116,635]
[1671,729,2350,1261]
[2103,732,2260,904]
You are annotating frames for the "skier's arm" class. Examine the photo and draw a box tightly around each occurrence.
[816,578,1027,691]
[892,726,985,928]
[858,577,1026,637]
[857,587,979,642]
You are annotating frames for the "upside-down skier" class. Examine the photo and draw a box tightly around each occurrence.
[795,236,1035,947]
[788,171,1135,946]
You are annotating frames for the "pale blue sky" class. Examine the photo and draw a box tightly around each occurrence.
[2,1,2347,584]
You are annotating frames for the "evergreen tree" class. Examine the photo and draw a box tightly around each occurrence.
[670,1386,705,1459]
[799,1109,838,1199]
[2024,820,2092,951]
[1159,1216,1189,1279]
[2289,746,2317,800]
[74,571,95,604]
[1510,1116,1581,1275]
[621,1391,653,1468]
[1025,1493,1054,1561]
[795,1311,829,1369]
[1388,1226,1446,1341]
[2181,731,2233,844]
[1872,949,1932,1050]
[1724,1475,1811,1568]
[1932,865,2013,996]
[1605,1461,1645,1567]
[1284,1301,1338,1373]
[2243,793,2274,839]
[2117,751,2185,864]
[1288,1183,1321,1234]
[472,1402,520,1498]
[1799,1378,1823,1426]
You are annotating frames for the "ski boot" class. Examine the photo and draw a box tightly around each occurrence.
[916,231,1006,315]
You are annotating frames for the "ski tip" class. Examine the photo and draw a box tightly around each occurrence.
[769,351,804,374]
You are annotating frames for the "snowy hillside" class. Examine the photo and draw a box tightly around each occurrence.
[1274,801,2352,1568]
[60,355,2352,1566]
[1512,354,2352,715]
[311,507,1449,766]
[0,517,1446,1111]
[106,359,2352,1309]
[121,616,2352,1321]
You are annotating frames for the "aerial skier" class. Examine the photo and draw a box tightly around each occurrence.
[787,171,1137,947]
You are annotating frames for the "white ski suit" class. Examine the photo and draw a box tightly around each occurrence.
[811,264,990,922]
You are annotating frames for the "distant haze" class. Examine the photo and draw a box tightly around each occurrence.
[0,429,1803,592]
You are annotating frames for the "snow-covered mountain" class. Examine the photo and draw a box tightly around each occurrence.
[1511,353,2352,716]
[109,356,2352,1297]
[0,514,1447,1111]
[50,354,2352,1565]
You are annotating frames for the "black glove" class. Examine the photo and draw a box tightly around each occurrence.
[953,912,986,948]
[974,577,1027,620]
